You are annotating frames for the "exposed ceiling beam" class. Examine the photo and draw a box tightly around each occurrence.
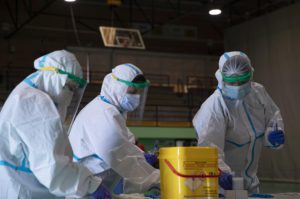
[5,0,57,40]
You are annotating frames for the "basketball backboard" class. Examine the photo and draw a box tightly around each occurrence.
[99,26,145,49]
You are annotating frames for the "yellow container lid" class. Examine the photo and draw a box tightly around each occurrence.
[159,146,218,159]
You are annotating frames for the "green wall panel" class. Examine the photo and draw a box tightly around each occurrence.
[128,127,197,151]
[128,126,197,139]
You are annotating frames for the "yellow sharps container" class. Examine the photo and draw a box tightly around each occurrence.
[159,147,219,199]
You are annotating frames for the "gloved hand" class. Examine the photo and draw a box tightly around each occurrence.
[218,171,233,190]
[268,129,284,147]
[249,193,274,198]
[92,185,111,199]
[144,153,158,166]
[144,186,160,198]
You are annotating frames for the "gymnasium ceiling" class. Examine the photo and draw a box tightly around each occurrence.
[1,0,298,55]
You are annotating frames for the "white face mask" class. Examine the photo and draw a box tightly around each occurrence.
[54,88,74,121]
[222,82,251,100]
[120,94,140,112]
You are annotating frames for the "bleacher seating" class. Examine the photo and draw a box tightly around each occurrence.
[1,68,216,127]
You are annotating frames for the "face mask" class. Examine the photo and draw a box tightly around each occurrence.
[120,94,140,112]
[54,88,74,121]
[222,82,251,100]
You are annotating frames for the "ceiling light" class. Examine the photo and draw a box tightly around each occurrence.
[64,0,76,2]
[209,9,222,16]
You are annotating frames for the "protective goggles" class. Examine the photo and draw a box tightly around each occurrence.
[112,73,150,88]
[222,71,252,83]
[39,66,86,88]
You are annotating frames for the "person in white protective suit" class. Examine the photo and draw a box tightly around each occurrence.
[193,51,285,193]
[0,50,105,199]
[69,63,160,194]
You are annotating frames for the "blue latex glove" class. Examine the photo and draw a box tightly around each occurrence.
[268,129,284,146]
[112,178,124,195]
[144,186,160,199]
[144,153,158,166]
[249,193,274,198]
[92,185,111,199]
[218,171,232,190]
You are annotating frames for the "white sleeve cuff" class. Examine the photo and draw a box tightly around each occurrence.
[87,176,102,195]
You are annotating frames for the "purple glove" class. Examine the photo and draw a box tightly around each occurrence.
[92,185,111,199]
[268,129,284,147]
[219,171,232,190]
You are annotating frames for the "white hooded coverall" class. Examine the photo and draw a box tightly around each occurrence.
[193,52,284,193]
[69,64,160,194]
[0,50,101,199]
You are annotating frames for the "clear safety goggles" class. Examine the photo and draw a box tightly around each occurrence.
[112,73,150,120]
[40,66,87,135]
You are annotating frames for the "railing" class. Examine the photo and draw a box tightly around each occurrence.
[127,104,199,124]
[186,75,217,89]
[83,70,107,84]
[83,71,171,86]
[144,73,170,86]
[1,67,215,126]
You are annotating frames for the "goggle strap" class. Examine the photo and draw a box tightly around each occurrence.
[222,71,252,83]
[39,66,86,88]
[111,73,150,88]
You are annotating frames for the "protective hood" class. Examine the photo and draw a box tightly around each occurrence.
[34,50,83,77]
[24,50,86,130]
[215,51,253,89]
[27,50,83,102]
[100,63,144,111]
